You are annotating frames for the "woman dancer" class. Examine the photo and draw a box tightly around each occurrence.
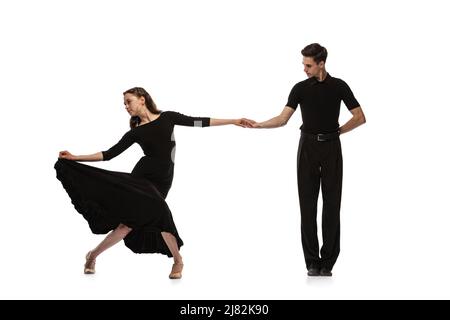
[55,87,252,279]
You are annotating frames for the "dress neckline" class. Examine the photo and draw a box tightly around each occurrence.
[137,112,164,127]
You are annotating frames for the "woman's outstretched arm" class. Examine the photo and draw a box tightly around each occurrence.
[210,118,254,127]
[167,111,254,128]
[58,151,103,161]
[59,130,136,162]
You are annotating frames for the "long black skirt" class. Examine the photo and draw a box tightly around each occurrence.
[54,158,182,257]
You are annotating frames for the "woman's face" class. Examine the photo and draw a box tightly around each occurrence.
[124,93,145,116]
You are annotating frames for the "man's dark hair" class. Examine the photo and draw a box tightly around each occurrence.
[301,43,328,64]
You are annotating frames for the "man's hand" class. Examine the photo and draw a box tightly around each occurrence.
[233,118,257,128]
[249,121,263,128]
[246,107,296,129]
[339,106,366,134]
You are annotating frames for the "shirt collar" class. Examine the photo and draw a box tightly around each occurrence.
[311,72,331,85]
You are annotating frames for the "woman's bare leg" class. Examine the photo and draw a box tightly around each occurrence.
[161,232,183,279]
[84,223,133,273]
[161,232,183,263]
[90,223,133,258]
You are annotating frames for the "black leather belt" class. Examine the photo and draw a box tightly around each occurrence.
[301,131,340,142]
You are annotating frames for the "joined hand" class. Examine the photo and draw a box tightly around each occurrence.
[234,118,261,128]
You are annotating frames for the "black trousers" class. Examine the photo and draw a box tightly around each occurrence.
[297,134,343,270]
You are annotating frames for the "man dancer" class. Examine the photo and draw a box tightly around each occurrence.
[248,43,366,276]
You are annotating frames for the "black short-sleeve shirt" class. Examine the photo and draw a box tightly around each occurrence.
[286,73,360,134]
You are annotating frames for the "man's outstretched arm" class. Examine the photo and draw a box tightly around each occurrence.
[250,107,296,128]
[339,106,366,134]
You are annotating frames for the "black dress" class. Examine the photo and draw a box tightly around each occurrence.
[54,111,210,257]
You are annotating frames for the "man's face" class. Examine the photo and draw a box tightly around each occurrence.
[302,56,324,78]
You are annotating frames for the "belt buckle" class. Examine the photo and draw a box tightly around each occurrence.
[317,134,326,142]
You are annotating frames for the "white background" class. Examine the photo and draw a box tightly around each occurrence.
[1,0,449,299]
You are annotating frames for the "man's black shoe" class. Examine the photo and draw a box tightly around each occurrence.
[319,267,333,277]
[307,266,320,276]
